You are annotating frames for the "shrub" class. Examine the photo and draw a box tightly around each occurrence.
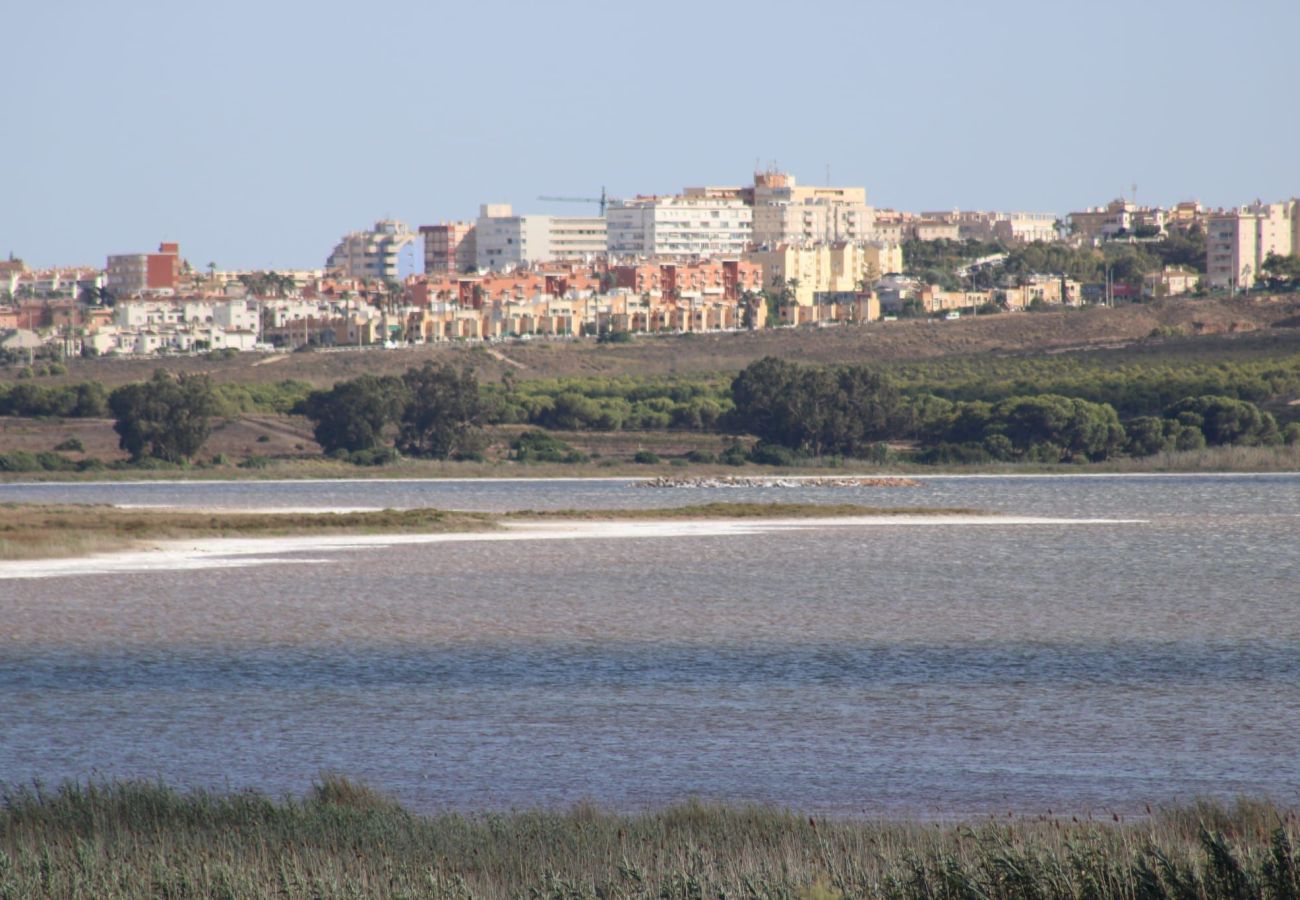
[346,447,399,466]
[633,450,661,464]
[511,430,587,463]
[53,437,85,453]
[719,443,748,466]
[0,451,40,472]
[686,450,716,464]
[747,442,804,467]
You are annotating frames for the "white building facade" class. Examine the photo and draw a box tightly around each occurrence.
[607,195,752,259]
[475,205,607,270]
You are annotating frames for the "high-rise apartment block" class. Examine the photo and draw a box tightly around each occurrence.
[607,192,752,259]
[1206,200,1299,290]
[474,205,606,270]
[106,242,181,296]
[749,171,875,247]
[419,222,477,274]
[326,220,418,281]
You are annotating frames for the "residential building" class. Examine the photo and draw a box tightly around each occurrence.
[612,259,763,301]
[474,205,606,270]
[749,170,874,247]
[747,242,901,306]
[909,221,960,242]
[1205,200,1298,291]
[106,242,180,297]
[1143,266,1201,298]
[419,222,477,274]
[920,210,1059,244]
[992,212,1059,244]
[607,193,752,259]
[1069,199,1166,243]
[326,220,419,281]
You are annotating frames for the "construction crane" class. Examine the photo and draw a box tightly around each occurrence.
[537,186,608,216]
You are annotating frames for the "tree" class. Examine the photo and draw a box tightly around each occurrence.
[730,357,906,457]
[108,370,219,463]
[1261,253,1300,291]
[986,395,1126,461]
[1165,395,1278,446]
[397,363,486,459]
[301,375,406,454]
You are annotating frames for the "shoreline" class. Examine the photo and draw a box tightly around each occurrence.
[0,508,1142,577]
[3,468,1299,488]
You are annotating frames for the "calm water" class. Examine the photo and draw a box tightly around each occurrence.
[1,474,1298,817]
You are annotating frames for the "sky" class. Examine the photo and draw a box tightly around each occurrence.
[3,0,1297,270]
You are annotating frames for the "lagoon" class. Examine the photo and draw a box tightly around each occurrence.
[1,473,1297,816]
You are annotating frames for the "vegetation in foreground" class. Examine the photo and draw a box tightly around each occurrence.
[1,778,1297,899]
[0,502,975,560]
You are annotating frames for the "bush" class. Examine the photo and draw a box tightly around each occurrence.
[720,444,748,466]
[238,455,271,470]
[511,430,587,463]
[747,442,804,467]
[53,437,85,453]
[0,451,40,472]
[346,447,399,466]
[685,450,717,464]
[633,450,661,464]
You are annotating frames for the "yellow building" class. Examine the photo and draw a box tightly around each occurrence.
[747,242,901,306]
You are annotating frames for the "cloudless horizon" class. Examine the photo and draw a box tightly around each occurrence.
[4,0,1298,269]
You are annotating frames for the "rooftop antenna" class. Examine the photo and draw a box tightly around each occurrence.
[1131,183,1137,206]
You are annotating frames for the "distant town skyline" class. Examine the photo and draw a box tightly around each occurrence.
[4,0,1297,269]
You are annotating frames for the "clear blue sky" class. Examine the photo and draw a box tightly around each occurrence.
[4,0,1297,269]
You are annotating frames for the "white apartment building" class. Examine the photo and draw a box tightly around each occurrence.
[993,212,1059,243]
[1206,200,1298,290]
[920,210,1059,243]
[474,205,607,270]
[326,220,419,281]
[750,172,875,247]
[607,194,752,259]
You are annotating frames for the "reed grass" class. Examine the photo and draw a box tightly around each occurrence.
[0,778,1296,899]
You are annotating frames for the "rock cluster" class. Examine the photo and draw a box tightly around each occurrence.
[635,475,921,489]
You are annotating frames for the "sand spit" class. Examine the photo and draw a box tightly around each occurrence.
[0,515,1141,580]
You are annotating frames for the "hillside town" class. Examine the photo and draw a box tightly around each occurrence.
[3,170,1299,360]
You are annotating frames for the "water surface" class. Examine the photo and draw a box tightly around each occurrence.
[1,474,1297,816]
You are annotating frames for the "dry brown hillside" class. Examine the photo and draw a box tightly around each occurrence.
[10,293,1300,389]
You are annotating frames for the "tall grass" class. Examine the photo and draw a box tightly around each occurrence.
[1,778,1296,898]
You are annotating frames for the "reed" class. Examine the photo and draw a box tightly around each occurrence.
[1,778,1296,899]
